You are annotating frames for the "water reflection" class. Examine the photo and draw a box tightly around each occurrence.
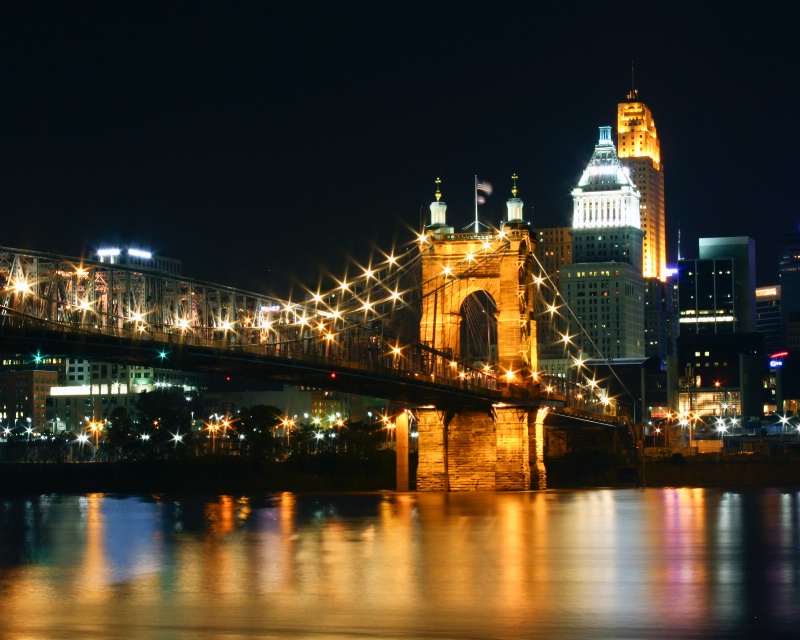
[0,489,799,638]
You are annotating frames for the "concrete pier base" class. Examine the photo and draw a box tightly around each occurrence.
[416,406,544,491]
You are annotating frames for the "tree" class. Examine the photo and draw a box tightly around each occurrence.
[106,406,133,456]
[134,389,193,454]
[237,405,284,459]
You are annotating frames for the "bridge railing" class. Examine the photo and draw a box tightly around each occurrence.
[0,246,547,398]
[0,301,509,395]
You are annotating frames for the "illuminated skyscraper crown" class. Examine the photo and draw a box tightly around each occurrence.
[572,126,640,229]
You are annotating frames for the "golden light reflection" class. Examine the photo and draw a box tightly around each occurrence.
[1,491,797,637]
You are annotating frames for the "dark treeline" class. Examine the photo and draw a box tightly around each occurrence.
[0,389,400,493]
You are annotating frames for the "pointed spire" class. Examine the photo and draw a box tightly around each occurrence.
[627,60,638,100]
[434,176,442,202]
[511,173,518,198]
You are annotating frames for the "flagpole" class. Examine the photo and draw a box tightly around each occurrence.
[474,175,479,233]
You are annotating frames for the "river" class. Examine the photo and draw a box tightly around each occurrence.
[1,489,798,639]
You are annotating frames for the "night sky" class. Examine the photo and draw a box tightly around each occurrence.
[1,2,796,297]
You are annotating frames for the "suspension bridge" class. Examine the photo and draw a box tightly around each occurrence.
[0,211,629,490]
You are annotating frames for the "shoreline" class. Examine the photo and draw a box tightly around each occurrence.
[1,456,798,494]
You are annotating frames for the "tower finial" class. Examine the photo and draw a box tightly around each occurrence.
[627,60,638,100]
[434,177,442,202]
[511,174,518,198]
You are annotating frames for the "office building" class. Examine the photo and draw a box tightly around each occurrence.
[533,227,572,292]
[561,126,645,359]
[0,369,58,432]
[755,285,782,354]
[618,92,666,281]
[678,237,757,335]
[644,274,678,363]
[779,231,800,351]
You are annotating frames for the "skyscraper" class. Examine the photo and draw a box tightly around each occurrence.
[779,230,800,351]
[618,92,666,281]
[561,126,645,359]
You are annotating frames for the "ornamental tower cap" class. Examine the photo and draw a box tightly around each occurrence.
[506,174,524,222]
[428,177,448,228]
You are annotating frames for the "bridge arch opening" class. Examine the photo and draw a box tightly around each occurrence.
[459,291,497,369]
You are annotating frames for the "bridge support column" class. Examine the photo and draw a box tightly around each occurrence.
[395,411,409,491]
[530,407,549,490]
[494,407,531,491]
[416,406,534,491]
[416,409,449,491]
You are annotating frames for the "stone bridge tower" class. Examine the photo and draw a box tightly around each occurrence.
[419,177,537,379]
[412,178,547,491]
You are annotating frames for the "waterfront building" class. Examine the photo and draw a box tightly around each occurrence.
[617,91,666,281]
[0,369,58,432]
[675,332,765,422]
[561,126,645,359]
[40,358,207,432]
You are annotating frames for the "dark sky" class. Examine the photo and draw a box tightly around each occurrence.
[1,2,796,296]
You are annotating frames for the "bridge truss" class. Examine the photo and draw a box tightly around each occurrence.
[0,243,625,418]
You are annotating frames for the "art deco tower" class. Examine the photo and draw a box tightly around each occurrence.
[561,126,645,359]
[617,91,666,281]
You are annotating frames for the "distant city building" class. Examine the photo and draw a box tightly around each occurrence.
[675,332,765,421]
[644,274,678,363]
[0,369,58,432]
[48,359,206,432]
[94,246,182,276]
[755,285,782,354]
[618,92,666,281]
[677,257,738,335]
[779,230,800,351]
[561,126,645,359]
[533,227,572,291]
[0,355,208,433]
[678,237,757,335]
[533,226,572,370]
[699,237,757,331]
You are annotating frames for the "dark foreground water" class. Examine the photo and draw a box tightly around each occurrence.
[1,489,799,639]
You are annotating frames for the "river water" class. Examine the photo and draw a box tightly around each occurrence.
[1,489,799,639]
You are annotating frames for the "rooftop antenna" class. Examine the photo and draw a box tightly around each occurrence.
[677,224,681,261]
[627,60,638,100]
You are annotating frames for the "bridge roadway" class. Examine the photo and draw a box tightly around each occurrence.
[0,246,624,426]
[0,313,624,431]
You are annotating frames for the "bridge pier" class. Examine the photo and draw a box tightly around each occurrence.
[416,406,544,491]
[396,411,410,491]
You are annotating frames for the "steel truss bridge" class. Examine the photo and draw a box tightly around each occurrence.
[0,245,623,424]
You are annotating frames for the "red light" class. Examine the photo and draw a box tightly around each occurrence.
[226,376,231,381]
[770,351,789,359]
[331,372,336,378]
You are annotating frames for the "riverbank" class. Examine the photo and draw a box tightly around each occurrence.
[1,453,798,494]
[0,453,397,495]
[546,452,800,489]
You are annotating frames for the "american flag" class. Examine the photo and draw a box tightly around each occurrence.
[477,180,493,195]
